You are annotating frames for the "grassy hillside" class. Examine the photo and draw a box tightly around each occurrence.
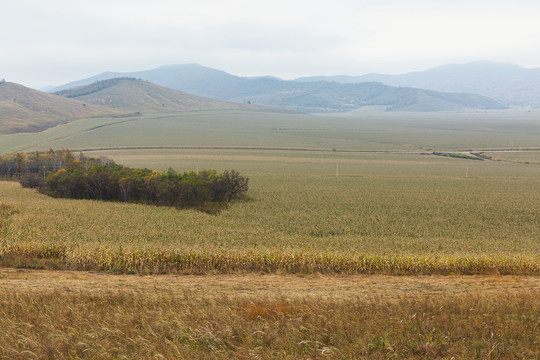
[0,82,126,134]
[54,77,290,113]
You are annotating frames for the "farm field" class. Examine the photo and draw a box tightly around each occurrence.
[1,109,539,358]
[0,268,538,359]
[1,149,539,274]
[2,109,540,154]
[1,110,540,273]
[483,151,540,164]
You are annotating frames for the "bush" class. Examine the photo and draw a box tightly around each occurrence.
[19,173,45,189]
[0,149,249,211]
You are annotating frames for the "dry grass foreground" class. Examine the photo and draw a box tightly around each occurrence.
[0,268,538,359]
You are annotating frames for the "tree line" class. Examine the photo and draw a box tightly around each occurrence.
[0,149,248,210]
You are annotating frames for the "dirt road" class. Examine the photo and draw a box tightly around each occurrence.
[0,268,537,299]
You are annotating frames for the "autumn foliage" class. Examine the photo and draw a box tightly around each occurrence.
[0,149,248,209]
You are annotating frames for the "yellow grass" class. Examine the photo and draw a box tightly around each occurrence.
[0,268,538,359]
[0,288,537,359]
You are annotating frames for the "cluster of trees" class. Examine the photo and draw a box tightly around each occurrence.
[0,149,78,183]
[0,149,248,209]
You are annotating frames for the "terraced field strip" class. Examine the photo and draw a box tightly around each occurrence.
[75,146,540,158]
[75,145,433,154]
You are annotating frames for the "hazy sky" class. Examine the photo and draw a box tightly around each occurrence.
[3,0,540,88]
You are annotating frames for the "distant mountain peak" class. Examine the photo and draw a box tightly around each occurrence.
[52,63,505,112]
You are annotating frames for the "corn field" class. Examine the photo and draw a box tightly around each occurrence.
[1,156,539,275]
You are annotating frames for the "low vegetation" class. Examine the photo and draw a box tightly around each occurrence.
[0,290,537,359]
[434,152,483,160]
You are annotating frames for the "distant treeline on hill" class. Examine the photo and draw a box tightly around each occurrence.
[0,149,248,210]
[53,78,139,98]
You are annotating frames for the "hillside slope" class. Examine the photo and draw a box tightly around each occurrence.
[232,81,501,112]
[296,61,540,106]
[52,65,503,113]
[54,78,279,113]
[0,82,125,134]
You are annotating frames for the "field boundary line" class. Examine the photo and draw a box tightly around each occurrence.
[70,146,540,157]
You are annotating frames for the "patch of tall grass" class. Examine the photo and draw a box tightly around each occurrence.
[0,291,537,359]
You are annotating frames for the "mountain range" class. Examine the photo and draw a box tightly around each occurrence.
[52,63,505,113]
[4,61,537,134]
[295,61,540,106]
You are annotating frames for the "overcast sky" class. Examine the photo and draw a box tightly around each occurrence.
[3,0,540,88]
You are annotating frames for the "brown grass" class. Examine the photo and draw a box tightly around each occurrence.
[0,82,126,133]
[0,269,537,358]
[0,288,537,359]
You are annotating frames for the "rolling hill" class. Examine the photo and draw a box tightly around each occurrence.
[295,61,540,107]
[52,64,503,113]
[0,81,126,134]
[53,77,283,113]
